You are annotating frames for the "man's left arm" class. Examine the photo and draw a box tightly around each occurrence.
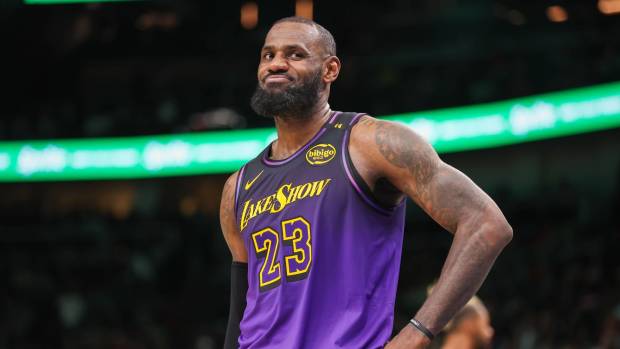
[350,117,513,348]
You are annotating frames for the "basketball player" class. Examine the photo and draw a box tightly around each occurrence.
[220,17,512,349]
[440,296,494,349]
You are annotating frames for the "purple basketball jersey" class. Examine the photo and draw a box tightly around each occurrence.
[234,111,406,348]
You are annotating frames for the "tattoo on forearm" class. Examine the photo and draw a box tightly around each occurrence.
[417,230,500,333]
[368,120,509,335]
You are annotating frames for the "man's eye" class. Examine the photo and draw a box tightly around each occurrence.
[290,52,304,59]
[263,53,273,60]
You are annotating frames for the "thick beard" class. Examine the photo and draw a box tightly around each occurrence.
[250,70,323,119]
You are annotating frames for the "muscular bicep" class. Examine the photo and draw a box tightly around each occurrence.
[407,162,494,234]
[220,171,248,262]
[355,118,497,233]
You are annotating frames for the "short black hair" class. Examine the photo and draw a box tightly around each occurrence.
[272,17,337,56]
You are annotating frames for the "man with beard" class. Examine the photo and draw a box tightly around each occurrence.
[220,17,512,349]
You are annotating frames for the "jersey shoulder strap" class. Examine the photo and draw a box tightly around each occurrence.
[233,146,267,219]
[316,111,365,144]
[325,111,366,131]
[336,111,400,215]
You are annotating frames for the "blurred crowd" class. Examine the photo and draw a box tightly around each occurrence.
[1,212,230,349]
[2,1,620,139]
[0,164,618,349]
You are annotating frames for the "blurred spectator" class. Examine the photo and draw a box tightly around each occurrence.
[600,304,620,349]
[440,296,493,349]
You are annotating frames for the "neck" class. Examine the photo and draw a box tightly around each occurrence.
[270,100,331,160]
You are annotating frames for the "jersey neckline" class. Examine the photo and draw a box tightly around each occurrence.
[261,111,342,167]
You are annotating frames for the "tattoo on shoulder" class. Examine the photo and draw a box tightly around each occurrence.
[357,115,377,127]
[374,121,436,188]
[374,121,492,231]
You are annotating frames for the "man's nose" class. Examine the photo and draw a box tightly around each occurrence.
[267,54,288,73]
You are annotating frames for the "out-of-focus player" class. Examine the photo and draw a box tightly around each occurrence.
[441,296,494,349]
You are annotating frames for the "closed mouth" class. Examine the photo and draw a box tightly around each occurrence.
[264,74,293,83]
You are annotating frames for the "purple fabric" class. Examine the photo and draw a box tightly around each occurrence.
[237,114,406,349]
[328,111,343,124]
[341,128,393,215]
[350,113,365,125]
[234,165,246,217]
[261,111,339,166]
[261,128,327,166]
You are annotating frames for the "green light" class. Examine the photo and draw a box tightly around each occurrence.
[1,81,620,182]
[383,81,620,153]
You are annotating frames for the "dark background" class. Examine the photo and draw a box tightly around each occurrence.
[0,0,619,348]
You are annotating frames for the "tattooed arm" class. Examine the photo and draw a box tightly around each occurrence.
[349,116,513,348]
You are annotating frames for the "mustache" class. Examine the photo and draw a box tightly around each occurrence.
[262,73,294,82]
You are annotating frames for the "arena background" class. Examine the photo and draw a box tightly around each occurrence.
[1,0,620,348]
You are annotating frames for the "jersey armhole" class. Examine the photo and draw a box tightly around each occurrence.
[233,165,246,219]
[342,113,397,216]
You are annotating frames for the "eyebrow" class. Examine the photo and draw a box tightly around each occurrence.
[261,44,310,53]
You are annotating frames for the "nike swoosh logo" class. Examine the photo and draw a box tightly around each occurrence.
[244,170,264,190]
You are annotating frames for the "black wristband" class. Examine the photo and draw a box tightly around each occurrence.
[409,318,435,340]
